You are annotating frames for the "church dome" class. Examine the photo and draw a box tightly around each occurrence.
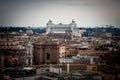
[26,26,33,34]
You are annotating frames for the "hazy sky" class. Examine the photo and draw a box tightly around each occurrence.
[0,0,120,27]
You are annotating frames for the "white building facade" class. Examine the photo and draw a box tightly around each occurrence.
[46,20,77,34]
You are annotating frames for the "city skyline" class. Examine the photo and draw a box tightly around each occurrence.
[0,0,120,27]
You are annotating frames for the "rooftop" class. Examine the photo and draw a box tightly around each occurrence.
[33,40,58,45]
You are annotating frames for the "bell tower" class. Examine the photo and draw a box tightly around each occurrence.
[26,37,33,65]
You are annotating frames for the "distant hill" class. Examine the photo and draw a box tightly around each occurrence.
[0,26,120,36]
[77,27,120,37]
[0,26,46,33]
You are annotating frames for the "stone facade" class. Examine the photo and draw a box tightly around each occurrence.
[33,43,59,64]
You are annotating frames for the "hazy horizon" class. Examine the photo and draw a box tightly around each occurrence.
[0,0,120,27]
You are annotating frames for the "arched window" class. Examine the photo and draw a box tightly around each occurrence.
[47,53,50,60]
